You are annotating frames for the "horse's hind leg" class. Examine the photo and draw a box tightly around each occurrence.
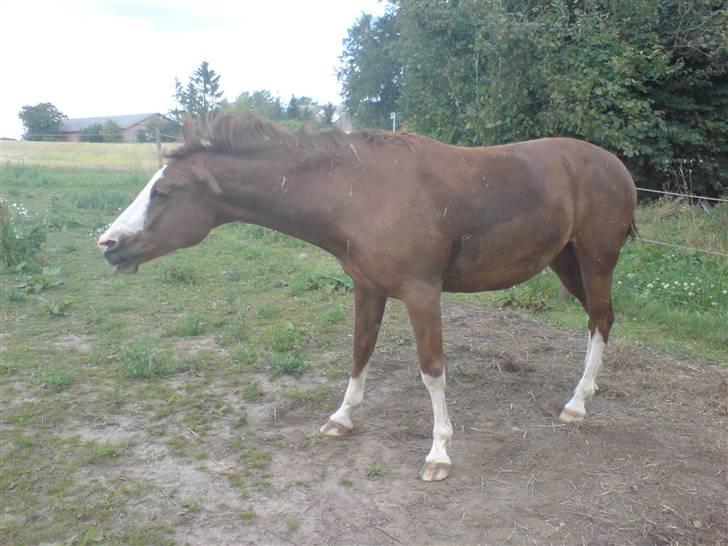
[321,285,387,436]
[559,248,617,424]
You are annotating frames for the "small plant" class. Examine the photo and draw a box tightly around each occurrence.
[233,410,248,428]
[240,509,256,523]
[35,296,71,317]
[367,462,385,479]
[264,322,303,353]
[120,337,175,379]
[320,304,346,325]
[158,264,198,285]
[287,518,300,533]
[268,351,306,377]
[231,345,259,369]
[6,290,26,302]
[162,314,207,337]
[0,199,46,268]
[17,266,63,294]
[44,367,75,391]
[242,379,263,402]
[83,440,120,464]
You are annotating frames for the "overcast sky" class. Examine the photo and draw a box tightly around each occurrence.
[0,0,386,139]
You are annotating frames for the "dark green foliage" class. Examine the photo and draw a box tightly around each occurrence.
[338,10,401,129]
[232,90,285,121]
[79,120,123,143]
[173,61,225,129]
[18,102,66,141]
[340,0,727,194]
[136,117,179,143]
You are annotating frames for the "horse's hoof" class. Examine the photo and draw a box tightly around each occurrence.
[559,407,586,424]
[420,461,450,482]
[320,419,352,437]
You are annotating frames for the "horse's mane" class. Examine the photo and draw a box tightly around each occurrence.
[167,112,347,160]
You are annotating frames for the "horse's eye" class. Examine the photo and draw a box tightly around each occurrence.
[150,188,167,200]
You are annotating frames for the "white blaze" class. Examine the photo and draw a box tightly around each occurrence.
[99,165,166,244]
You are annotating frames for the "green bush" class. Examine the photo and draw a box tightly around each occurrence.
[0,199,46,268]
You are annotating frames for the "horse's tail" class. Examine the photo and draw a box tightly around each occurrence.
[625,218,639,244]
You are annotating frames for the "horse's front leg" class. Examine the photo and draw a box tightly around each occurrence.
[402,283,453,482]
[320,285,387,436]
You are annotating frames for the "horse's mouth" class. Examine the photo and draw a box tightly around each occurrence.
[113,262,139,274]
[104,249,140,274]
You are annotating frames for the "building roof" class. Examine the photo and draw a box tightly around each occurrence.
[61,113,169,133]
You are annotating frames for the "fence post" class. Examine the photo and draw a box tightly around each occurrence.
[156,125,162,168]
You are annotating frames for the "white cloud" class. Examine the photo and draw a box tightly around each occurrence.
[0,0,386,139]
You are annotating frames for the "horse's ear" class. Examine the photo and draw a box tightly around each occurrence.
[182,115,201,147]
[191,161,222,195]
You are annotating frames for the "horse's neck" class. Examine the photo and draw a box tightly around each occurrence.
[216,157,352,256]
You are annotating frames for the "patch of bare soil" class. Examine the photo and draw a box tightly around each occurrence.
[94,302,728,545]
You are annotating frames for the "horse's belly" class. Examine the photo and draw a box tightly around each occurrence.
[442,221,566,293]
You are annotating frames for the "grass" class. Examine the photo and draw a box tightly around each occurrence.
[0,158,724,544]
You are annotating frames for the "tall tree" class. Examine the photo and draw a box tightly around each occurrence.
[18,103,66,141]
[339,0,727,194]
[173,61,225,130]
[338,9,401,129]
[233,90,285,120]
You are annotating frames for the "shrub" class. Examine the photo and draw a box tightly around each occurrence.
[0,199,46,268]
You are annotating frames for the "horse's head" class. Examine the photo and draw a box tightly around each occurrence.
[97,153,224,273]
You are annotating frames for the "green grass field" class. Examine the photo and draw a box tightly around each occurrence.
[0,144,725,544]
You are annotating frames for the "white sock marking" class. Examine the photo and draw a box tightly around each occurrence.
[99,165,166,244]
[328,366,369,430]
[565,330,605,416]
[422,372,453,465]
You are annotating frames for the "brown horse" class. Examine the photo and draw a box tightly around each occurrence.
[98,113,637,481]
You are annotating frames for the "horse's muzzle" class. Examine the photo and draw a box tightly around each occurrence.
[101,235,140,274]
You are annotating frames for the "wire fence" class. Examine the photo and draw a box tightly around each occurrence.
[636,187,728,204]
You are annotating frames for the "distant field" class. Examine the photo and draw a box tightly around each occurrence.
[0,140,174,170]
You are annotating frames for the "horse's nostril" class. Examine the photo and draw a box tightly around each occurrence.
[98,238,117,250]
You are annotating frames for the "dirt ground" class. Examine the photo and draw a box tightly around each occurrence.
[89,301,727,545]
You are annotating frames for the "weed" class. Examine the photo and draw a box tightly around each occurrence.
[287,518,300,533]
[339,477,354,487]
[163,314,208,337]
[35,296,72,317]
[289,263,353,295]
[367,462,385,479]
[268,351,306,377]
[264,322,303,353]
[231,345,259,369]
[120,337,175,379]
[242,379,263,402]
[233,410,248,427]
[0,199,46,267]
[82,440,120,464]
[182,499,202,513]
[240,509,256,523]
[255,302,283,319]
[6,289,26,302]
[320,303,346,325]
[43,367,75,391]
[17,266,63,294]
[58,243,79,253]
[158,264,198,285]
